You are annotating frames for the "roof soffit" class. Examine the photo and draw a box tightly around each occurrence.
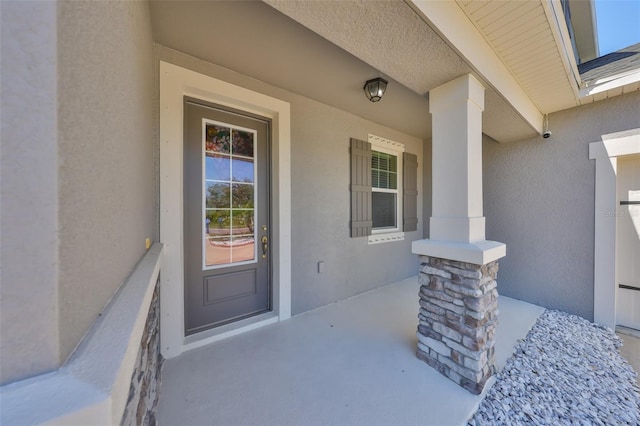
[451,0,582,114]
[264,0,471,94]
[265,0,541,142]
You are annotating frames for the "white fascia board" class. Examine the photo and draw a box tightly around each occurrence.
[542,0,582,99]
[408,0,543,134]
[580,70,640,97]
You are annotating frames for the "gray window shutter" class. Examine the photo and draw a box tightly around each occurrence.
[403,152,418,232]
[350,138,372,237]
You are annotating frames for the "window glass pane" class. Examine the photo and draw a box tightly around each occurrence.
[231,236,255,263]
[232,157,254,183]
[205,237,231,266]
[205,125,230,153]
[206,182,230,208]
[203,122,258,268]
[371,169,379,187]
[378,154,389,171]
[371,150,398,189]
[379,171,389,188]
[389,155,397,172]
[372,152,380,170]
[205,210,230,236]
[232,183,254,208]
[231,211,255,262]
[206,153,230,181]
[232,210,254,235]
[389,172,397,190]
[372,192,396,228]
[232,130,254,158]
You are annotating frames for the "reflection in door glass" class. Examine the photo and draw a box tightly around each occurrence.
[204,122,256,267]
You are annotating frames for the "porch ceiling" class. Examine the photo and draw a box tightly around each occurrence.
[150,0,431,140]
[264,0,538,142]
[150,0,539,143]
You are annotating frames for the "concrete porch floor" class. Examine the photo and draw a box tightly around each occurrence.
[157,276,544,426]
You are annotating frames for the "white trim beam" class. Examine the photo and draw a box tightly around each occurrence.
[408,0,544,134]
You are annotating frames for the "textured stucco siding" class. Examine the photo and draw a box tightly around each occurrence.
[483,90,640,321]
[157,46,424,316]
[0,0,60,385]
[56,1,156,364]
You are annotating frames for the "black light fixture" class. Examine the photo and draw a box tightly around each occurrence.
[363,77,388,102]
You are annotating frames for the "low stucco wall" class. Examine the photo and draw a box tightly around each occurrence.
[156,45,425,316]
[0,0,157,384]
[1,0,60,384]
[483,90,640,321]
[57,0,156,365]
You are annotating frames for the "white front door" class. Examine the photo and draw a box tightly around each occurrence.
[616,154,640,330]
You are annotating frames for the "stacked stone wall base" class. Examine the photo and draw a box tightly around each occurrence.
[121,280,163,426]
[416,256,499,395]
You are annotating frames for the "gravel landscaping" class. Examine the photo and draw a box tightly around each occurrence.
[469,310,640,425]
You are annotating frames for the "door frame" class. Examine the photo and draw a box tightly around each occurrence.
[590,128,640,329]
[159,61,291,358]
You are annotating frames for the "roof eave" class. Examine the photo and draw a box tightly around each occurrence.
[407,0,544,134]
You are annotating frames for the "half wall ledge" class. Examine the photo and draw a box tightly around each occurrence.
[412,239,506,265]
[0,243,163,425]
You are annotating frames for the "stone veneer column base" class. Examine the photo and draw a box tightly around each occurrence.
[416,255,499,395]
[120,280,163,426]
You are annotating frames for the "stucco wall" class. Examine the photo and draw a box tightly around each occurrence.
[483,91,640,320]
[157,46,424,316]
[1,0,60,385]
[56,1,156,363]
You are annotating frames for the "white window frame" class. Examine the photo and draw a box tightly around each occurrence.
[368,134,405,245]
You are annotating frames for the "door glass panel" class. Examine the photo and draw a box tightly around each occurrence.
[206,125,230,153]
[232,183,254,208]
[206,153,230,181]
[232,158,254,183]
[204,121,256,268]
[232,130,254,157]
[206,182,230,208]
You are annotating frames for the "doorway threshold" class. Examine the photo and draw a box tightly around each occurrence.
[183,311,279,352]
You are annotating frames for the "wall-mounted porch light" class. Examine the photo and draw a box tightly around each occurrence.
[363,77,388,102]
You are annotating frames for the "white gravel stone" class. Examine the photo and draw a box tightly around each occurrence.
[468,310,640,425]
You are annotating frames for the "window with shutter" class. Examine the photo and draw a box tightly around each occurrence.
[350,134,418,244]
[350,138,372,237]
[371,151,398,229]
[403,152,418,232]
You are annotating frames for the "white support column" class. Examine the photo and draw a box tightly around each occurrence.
[413,74,505,265]
[430,74,485,242]
[413,74,506,394]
